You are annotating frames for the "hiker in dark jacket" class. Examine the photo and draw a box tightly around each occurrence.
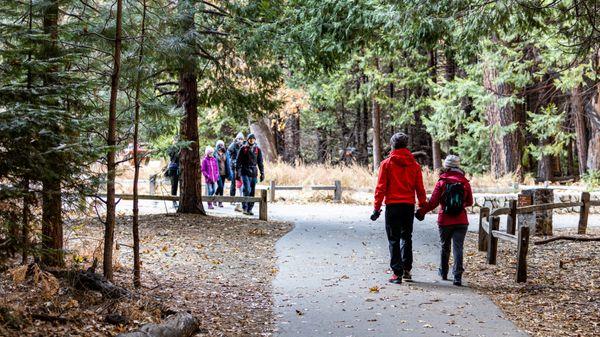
[167,142,180,197]
[235,133,264,216]
[417,155,473,286]
[371,132,427,284]
[228,132,245,198]
[215,140,231,207]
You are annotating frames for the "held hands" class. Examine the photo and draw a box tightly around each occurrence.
[260,174,265,182]
[370,209,381,221]
[415,208,426,221]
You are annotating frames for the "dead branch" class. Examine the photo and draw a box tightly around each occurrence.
[534,235,600,245]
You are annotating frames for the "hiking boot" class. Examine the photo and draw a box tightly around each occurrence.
[235,204,243,212]
[453,280,462,286]
[218,202,224,208]
[245,210,254,216]
[207,202,214,210]
[389,274,402,284]
[402,270,412,281]
[439,269,448,281]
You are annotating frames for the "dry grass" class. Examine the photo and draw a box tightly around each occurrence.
[266,161,530,191]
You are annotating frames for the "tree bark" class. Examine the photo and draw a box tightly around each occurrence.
[250,116,278,162]
[428,50,442,170]
[571,85,587,176]
[371,57,382,171]
[176,1,205,215]
[482,61,521,178]
[104,0,124,280]
[589,85,600,171]
[131,0,147,288]
[40,0,63,267]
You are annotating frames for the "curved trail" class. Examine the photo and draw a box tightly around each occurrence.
[270,204,528,337]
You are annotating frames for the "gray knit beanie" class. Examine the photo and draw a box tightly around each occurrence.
[235,132,245,141]
[443,155,461,169]
[390,132,409,149]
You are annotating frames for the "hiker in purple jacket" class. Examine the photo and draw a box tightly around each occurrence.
[201,146,220,209]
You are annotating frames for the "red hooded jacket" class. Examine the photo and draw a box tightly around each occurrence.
[422,169,473,226]
[374,148,427,211]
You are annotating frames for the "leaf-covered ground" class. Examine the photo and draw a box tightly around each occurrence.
[0,213,293,336]
[464,228,599,337]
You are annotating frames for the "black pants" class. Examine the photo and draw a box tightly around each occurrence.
[229,177,236,196]
[438,224,468,281]
[385,203,414,276]
[169,168,179,196]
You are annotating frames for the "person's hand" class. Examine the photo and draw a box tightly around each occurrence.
[370,209,381,221]
[260,174,264,182]
[415,209,425,221]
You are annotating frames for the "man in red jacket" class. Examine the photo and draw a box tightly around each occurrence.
[371,133,427,284]
[417,155,473,286]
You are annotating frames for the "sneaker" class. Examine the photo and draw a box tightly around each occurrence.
[247,211,254,216]
[389,274,402,284]
[207,203,214,210]
[453,280,462,286]
[439,270,448,281]
[218,202,223,208]
[235,205,243,212]
[402,270,412,281]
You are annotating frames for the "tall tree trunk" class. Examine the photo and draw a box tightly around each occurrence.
[428,50,442,170]
[104,0,123,280]
[482,59,521,178]
[21,179,30,265]
[250,117,278,162]
[176,1,204,214]
[40,0,63,267]
[589,85,600,171]
[572,85,588,175]
[131,0,147,288]
[371,57,382,171]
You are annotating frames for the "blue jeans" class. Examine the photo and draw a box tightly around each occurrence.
[438,225,468,281]
[241,175,257,212]
[206,182,216,196]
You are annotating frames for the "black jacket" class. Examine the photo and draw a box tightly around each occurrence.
[228,141,242,169]
[235,143,264,178]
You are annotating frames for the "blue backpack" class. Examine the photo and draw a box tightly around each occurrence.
[443,182,464,215]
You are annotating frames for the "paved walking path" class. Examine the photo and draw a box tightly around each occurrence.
[269,204,528,337]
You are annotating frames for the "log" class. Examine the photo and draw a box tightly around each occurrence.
[491,230,518,244]
[50,268,130,299]
[116,312,200,337]
[533,235,600,245]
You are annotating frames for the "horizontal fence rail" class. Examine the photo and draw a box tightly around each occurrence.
[96,190,269,221]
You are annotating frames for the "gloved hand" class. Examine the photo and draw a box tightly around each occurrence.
[260,174,264,182]
[370,209,381,221]
[415,209,425,221]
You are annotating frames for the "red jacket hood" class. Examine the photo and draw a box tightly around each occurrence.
[388,148,418,167]
[440,170,469,184]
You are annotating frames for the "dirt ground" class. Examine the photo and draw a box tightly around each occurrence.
[464,228,600,337]
[0,213,293,337]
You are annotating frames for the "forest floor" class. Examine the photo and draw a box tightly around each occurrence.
[464,228,600,337]
[0,213,293,337]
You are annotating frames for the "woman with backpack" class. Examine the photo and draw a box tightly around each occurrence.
[417,155,473,286]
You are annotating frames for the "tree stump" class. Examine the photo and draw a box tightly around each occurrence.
[518,188,553,236]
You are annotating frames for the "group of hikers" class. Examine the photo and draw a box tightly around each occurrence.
[372,132,473,286]
[167,132,265,216]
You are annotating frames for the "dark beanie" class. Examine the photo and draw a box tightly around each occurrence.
[247,133,256,140]
[390,132,409,149]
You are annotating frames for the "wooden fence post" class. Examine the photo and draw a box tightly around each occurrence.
[487,216,499,265]
[478,207,489,252]
[334,180,342,203]
[516,225,529,283]
[507,200,517,235]
[578,192,590,234]
[259,189,268,221]
[269,180,276,202]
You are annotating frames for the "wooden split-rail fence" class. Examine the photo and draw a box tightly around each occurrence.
[111,190,269,221]
[478,191,599,282]
[268,180,343,203]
